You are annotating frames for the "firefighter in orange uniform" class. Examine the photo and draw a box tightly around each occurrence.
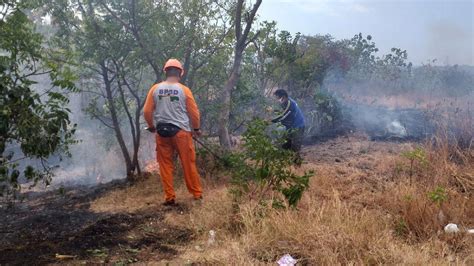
[144,59,203,205]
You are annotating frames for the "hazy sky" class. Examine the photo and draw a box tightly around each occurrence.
[259,0,474,66]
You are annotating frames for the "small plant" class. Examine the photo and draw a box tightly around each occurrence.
[428,186,448,206]
[395,219,409,237]
[403,194,413,201]
[401,147,428,183]
[229,119,312,207]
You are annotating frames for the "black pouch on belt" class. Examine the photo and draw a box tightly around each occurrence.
[156,123,181,137]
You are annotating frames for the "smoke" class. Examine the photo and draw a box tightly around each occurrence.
[12,75,157,190]
[387,120,407,137]
[4,75,127,190]
[426,20,473,66]
[49,92,157,188]
[46,93,123,187]
[344,103,431,140]
[304,63,474,142]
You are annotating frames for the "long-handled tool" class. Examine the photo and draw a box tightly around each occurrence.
[192,136,224,161]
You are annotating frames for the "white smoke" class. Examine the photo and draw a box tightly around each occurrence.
[386,120,407,137]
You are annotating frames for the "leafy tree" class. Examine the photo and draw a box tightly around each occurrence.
[249,20,279,97]
[225,21,281,135]
[1,0,76,198]
[46,0,233,177]
[218,0,262,149]
[94,0,233,93]
[349,33,378,73]
[264,30,302,93]
[46,0,146,178]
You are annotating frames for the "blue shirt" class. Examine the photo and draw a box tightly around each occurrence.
[272,97,305,129]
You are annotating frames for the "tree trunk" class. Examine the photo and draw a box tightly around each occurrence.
[100,62,134,178]
[132,102,142,175]
[218,50,243,149]
[181,43,193,84]
[217,0,262,149]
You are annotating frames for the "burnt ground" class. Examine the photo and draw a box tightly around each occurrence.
[302,134,410,163]
[0,180,194,265]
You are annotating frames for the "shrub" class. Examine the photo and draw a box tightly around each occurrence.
[228,119,312,207]
[304,92,349,138]
[428,186,448,206]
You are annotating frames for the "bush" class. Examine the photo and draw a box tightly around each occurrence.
[304,92,349,139]
[228,119,312,207]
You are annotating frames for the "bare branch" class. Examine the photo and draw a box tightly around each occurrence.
[92,113,115,129]
[245,29,261,47]
[98,0,132,31]
[192,26,233,71]
[23,69,53,79]
[1,156,27,166]
[82,89,106,98]
[114,69,137,141]
[239,0,262,47]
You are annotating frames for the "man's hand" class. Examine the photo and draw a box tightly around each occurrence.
[261,118,274,126]
[192,129,202,138]
[145,127,156,133]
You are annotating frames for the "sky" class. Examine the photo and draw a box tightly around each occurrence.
[259,0,474,66]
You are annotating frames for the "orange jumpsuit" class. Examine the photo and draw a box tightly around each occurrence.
[143,81,202,201]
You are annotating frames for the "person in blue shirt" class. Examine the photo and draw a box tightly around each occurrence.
[271,89,306,164]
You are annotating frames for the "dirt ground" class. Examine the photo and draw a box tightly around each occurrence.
[0,135,471,265]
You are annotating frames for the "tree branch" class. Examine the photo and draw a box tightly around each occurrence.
[239,0,262,48]
[91,113,115,129]
[245,29,261,47]
[82,89,106,98]
[235,0,244,41]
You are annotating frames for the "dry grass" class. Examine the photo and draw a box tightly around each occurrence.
[90,171,222,214]
[177,136,473,265]
[88,134,473,265]
[180,185,472,265]
[90,174,162,213]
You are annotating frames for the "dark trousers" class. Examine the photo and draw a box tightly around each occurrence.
[282,127,305,160]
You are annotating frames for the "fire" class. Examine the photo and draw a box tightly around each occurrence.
[145,160,160,173]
